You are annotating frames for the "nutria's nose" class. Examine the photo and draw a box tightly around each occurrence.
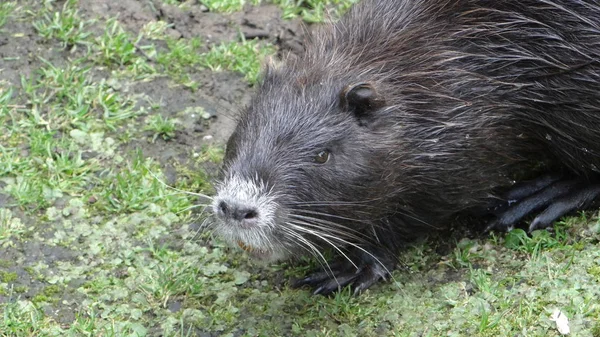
[216,200,259,228]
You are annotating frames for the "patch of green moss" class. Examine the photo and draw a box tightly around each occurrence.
[14,285,28,293]
[588,265,600,280]
[23,266,35,276]
[32,285,63,304]
[43,284,62,297]
[31,294,53,304]
[0,271,18,283]
[0,259,13,268]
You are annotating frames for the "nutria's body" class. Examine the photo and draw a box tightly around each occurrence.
[211,0,600,293]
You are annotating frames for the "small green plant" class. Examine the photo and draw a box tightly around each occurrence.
[141,21,171,40]
[0,2,16,28]
[0,86,14,135]
[96,156,165,213]
[503,227,569,258]
[201,0,261,13]
[95,18,139,66]
[477,302,501,333]
[273,0,359,22]
[2,128,95,210]
[26,128,93,187]
[451,239,482,268]
[91,79,143,130]
[4,176,53,210]
[0,209,26,242]
[21,58,143,131]
[31,285,63,304]
[0,300,45,335]
[24,59,94,129]
[469,268,492,293]
[94,154,193,214]
[0,271,18,283]
[137,245,205,308]
[157,37,203,72]
[156,35,274,86]
[67,308,102,336]
[592,322,600,337]
[196,144,225,164]
[200,38,275,84]
[160,0,186,5]
[145,114,177,142]
[32,0,92,49]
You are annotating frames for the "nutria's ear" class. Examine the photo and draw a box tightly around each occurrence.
[340,82,386,118]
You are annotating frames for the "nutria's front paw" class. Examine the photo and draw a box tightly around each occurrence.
[486,175,600,232]
[292,257,391,295]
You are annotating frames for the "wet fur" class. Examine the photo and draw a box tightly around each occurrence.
[213,0,600,286]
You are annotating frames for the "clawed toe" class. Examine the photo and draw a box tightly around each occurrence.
[486,174,600,233]
[528,185,600,231]
[293,256,391,295]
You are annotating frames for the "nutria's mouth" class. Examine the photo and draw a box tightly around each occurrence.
[236,240,271,259]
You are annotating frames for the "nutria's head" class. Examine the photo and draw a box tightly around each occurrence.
[211,59,406,262]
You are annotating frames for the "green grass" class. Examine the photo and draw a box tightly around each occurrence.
[273,0,360,22]
[0,300,47,336]
[154,36,275,87]
[155,37,204,88]
[0,209,26,244]
[95,18,140,67]
[201,0,261,12]
[200,38,276,84]
[171,0,358,21]
[145,114,178,142]
[32,0,92,49]
[0,2,17,29]
[0,0,599,336]
[91,154,193,214]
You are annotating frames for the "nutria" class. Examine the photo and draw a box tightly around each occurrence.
[209,0,600,294]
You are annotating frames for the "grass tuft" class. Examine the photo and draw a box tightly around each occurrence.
[0,2,16,28]
[273,0,359,22]
[145,114,178,142]
[200,0,261,13]
[200,38,275,85]
[92,153,193,214]
[32,0,92,49]
[95,18,140,67]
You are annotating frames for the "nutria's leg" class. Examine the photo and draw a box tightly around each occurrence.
[292,247,395,295]
[486,176,600,232]
[502,174,563,202]
[527,185,600,231]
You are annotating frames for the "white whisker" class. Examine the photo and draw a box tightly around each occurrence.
[147,169,213,201]
[289,221,395,282]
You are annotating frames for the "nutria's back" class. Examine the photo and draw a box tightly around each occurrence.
[211,0,600,294]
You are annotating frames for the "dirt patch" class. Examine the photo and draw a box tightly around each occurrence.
[1,0,307,185]
[78,0,306,54]
[74,0,307,154]
[2,0,306,146]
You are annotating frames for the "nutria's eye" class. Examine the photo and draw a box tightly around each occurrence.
[313,150,330,164]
